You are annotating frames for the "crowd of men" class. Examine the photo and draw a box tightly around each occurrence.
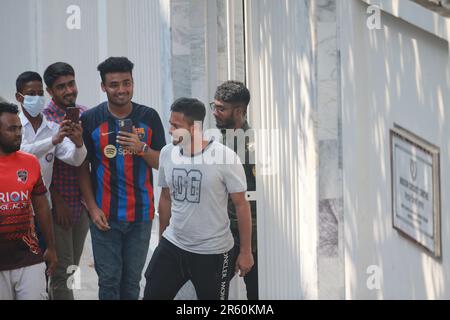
[0,57,258,300]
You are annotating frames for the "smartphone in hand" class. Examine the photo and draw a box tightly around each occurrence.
[65,107,80,123]
[118,119,133,133]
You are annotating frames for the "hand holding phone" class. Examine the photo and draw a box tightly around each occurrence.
[116,119,141,154]
[118,119,133,133]
[65,107,80,123]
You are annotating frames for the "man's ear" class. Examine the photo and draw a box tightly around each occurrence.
[15,92,24,104]
[239,105,248,117]
[101,82,106,92]
[234,106,244,117]
[46,87,53,98]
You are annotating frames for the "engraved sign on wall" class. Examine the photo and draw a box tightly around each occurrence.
[390,126,441,258]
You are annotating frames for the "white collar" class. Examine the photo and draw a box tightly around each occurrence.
[19,111,52,130]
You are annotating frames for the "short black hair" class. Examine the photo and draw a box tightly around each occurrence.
[214,80,250,108]
[0,102,19,116]
[97,57,134,83]
[16,71,42,93]
[170,98,206,125]
[44,62,75,88]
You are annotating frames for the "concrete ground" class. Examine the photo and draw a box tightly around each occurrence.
[74,217,246,300]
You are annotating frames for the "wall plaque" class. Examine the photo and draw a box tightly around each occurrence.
[390,126,441,257]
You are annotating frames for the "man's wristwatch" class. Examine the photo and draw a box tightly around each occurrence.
[137,143,149,156]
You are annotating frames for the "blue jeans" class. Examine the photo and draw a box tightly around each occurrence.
[90,220,152,300]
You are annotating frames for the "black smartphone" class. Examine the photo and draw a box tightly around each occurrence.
[65,107,80,123]
[118,119,133,133]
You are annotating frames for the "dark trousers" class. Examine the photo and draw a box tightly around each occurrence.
[144,237,234,300]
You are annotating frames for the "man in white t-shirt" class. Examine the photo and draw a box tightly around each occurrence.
[143,98,253,300]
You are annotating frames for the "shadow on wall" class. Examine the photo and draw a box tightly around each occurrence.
[247,0,317,299]
[342,0,449,299]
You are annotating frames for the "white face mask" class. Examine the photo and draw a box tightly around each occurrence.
[21,95,46,117]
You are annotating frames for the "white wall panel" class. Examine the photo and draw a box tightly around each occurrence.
[245,0,319,299]
[126,0,163,115]
[341,0,450,299]
[0,0,165,111]
[0,0,36,102]
[37,0,100,108]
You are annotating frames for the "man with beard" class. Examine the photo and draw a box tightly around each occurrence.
[78,57,165,300]
[0,102,57,300]
[211,81,258,300]
[42,63,90,300]
[143,98,253,300]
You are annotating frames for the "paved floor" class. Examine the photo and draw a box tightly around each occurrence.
[74,217,246,300]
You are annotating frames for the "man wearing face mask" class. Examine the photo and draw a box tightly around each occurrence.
[16,72,87,183]
[15,71,87,299]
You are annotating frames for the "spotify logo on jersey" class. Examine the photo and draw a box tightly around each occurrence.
[104,145,117,159]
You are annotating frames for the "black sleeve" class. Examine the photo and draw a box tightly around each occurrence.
[80,112,94,161]
[149,109,166,151]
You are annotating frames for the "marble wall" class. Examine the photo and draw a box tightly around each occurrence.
[315,0,345,299]
[171,0,195,99]
[170,0,245,130]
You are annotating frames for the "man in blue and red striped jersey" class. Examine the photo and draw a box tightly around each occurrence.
[78,57,166,300]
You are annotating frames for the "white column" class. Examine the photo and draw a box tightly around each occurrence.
[126,0,163,115]
[244,0,319,299]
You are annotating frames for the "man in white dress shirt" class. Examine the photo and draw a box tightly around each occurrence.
[15,72,87,197]
[15,72,87,292]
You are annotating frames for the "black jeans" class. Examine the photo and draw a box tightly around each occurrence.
[143,237,234,300]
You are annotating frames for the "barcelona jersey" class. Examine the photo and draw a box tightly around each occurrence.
[81,102,166,222]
